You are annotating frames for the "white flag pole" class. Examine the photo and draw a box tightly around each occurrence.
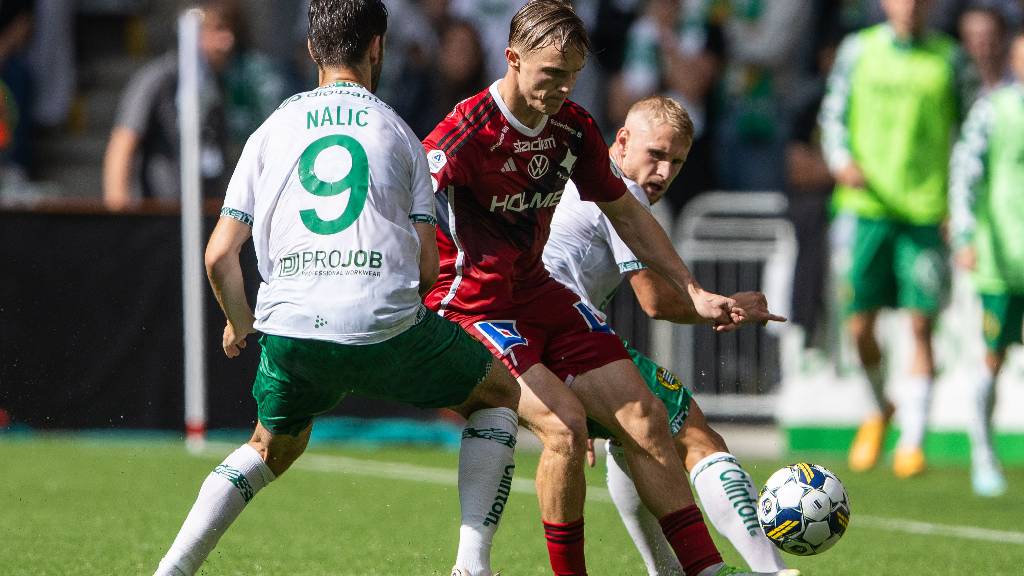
[178,8,207,453]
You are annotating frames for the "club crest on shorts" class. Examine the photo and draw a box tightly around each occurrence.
[656,367,682,391]
[572,302,614,334]
[474,320,528,355]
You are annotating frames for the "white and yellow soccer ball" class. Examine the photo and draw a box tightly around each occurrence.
[757,463,850,556]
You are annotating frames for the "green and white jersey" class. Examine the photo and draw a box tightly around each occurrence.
[950,83,1024,294]
[819,24,970,225]
[221,81,435,345]
[543,168,649,313]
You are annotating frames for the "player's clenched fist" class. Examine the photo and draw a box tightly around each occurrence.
[222,319,255,358]
[728,291,788,329]
[690,287,736,327]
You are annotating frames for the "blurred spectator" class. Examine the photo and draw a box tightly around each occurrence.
[588,0,643,76]
[449,0,529,80]
[380,0,448,136]
[434,19,487,106]
[26,0,74,131]
[433,21,488,119]
[959,5,1011,94]
[400,17,488,137]
[103,0,286,211]
[820,0,973,480]
[0,0,34,179]
[949,30,1024,498]
[842,0,1021,34]
[558,0,609,127]
[847,0,971,34]
[220,14,289,149]
[713,0,810,192]
[612,0,725,210]
[785,23,841,350]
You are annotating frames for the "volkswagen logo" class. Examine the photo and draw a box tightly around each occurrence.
[528,154,550,179]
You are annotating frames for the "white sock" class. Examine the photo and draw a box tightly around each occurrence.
[864,363,888,412]
[967,366,998,470]
[455,407,518,576]
[897,376,931,450]
[606,441,684,576]
[155,444,275,576]
[690,453,785,572]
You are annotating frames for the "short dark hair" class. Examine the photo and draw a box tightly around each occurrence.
[307,0,389,69]
[509,0,591,56]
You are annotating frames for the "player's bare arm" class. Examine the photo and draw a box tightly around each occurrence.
[629,268,785,330]
[598,192,737,326]
[204,216,256,358]
[414,221,440,296]
[102,127,141,211]
[628,268,701,322]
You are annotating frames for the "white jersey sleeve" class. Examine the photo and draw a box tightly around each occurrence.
[543,169,651,312]
[406,125,436,225]
[221,122,265,228]
[228,82,430,345]
[602,192,645,275]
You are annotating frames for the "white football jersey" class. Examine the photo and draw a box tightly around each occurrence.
[221,81,435,345]
[543,168,650,312]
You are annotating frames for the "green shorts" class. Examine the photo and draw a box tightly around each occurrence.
[587,342,693,440]
[846,217,949,316]
[980,292,1024,352]
[253,308,494,436]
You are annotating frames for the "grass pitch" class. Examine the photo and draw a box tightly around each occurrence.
[1,435,1023,575]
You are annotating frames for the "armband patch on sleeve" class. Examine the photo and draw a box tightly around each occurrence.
[221,207,254,226]
[409,213,437,226]
[618,260,646,273]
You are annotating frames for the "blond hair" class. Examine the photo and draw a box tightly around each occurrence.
[625,96,694,144]
[508,0,591,55]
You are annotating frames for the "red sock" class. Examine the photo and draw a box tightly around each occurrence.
[659,505,723,576]
[543,517,587,575]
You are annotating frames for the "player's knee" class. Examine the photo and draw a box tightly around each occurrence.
[537,409,588,458]
[617,396,670,447]
[486,364,522,409]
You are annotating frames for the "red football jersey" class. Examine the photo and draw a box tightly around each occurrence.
[422,81,627,315]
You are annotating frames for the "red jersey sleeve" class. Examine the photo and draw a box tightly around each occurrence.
[422,112,469,193]
[570,105,627,203]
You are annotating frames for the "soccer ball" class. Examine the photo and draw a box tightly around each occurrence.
[757,463,850,556]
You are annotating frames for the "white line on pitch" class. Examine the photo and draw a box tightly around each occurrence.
[854,515,1024,545]
[202,443,1024,545]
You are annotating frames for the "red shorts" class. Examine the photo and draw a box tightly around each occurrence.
[442,281,630,381]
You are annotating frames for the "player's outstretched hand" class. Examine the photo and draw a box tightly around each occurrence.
[714,291,787,332]
[690,287,737,328]
[223,319,256,358]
